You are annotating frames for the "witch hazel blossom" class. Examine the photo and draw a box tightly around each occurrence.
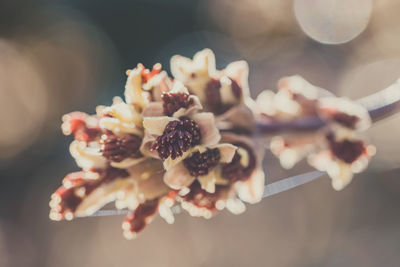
[171,49,254,132]
[50,55,267,239]
[50,48,381,239]
[308,128,375,190]
[258,75,375,190]
[141,82,237,193]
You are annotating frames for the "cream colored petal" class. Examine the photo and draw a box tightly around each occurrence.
[125,67,147,108]
[170,55,194,82]
[198,170,217,193]
[351,154,371,174]
[142,102,164,117]
[220,76,239,105]
[278,75,333,100]
[69,141,107,171]
[158,201,175,224]
[224,60,249,97]
[226,198,246,215]
[139,132,160,159]
[193,48,216,77]
[308,150,332,172]
[102,102,142,126]
[256,90,277,116]
[162,146,202,170]
[115,183,139,210]
[99,117,143,136]
[180,201,213,219]
[327,161,354,191]
[220,132,266,165]
[192,112,221,146]
[213,143,237,163]
[163,162,195,190]
[142,70,167,91]
[274,90,302,118]
[150,73,172,102]
[170,80,189,94]
[143,116,177,135]
[235,169,265,204]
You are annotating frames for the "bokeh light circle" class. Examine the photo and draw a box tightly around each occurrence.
[0,40,48,159]
[294,0,372,44]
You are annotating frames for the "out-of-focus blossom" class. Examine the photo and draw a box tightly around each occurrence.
[256,75,332,120]
[317,97,371,131]
[258,75,375,190]
[308,129,375,190]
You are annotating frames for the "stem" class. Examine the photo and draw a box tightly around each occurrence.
[255,79,400,134]
[358,79,400,122]
[87,170,325,217]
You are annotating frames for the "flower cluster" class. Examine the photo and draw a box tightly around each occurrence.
[50,50,264,238]
[50,49,379,238]
[256,75,376,190]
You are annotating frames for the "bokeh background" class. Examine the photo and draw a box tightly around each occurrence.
[1,0,400,266]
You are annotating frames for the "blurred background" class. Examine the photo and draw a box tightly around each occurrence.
[1,0,400,266]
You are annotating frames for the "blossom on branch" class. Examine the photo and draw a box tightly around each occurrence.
[50,54,265,238]
[257,76,375,190]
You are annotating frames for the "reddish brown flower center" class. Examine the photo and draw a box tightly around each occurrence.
[230,78,242,99]
[331,112,359,129]
[327,133,365,163]
[181,181,224,210]
[204,78,242,114]
[152,117,201,160]
[100,132,142,162]
[183,148,221,177]
[221,142,256,182]
[162,92,193,116]
[123,198,159,234]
